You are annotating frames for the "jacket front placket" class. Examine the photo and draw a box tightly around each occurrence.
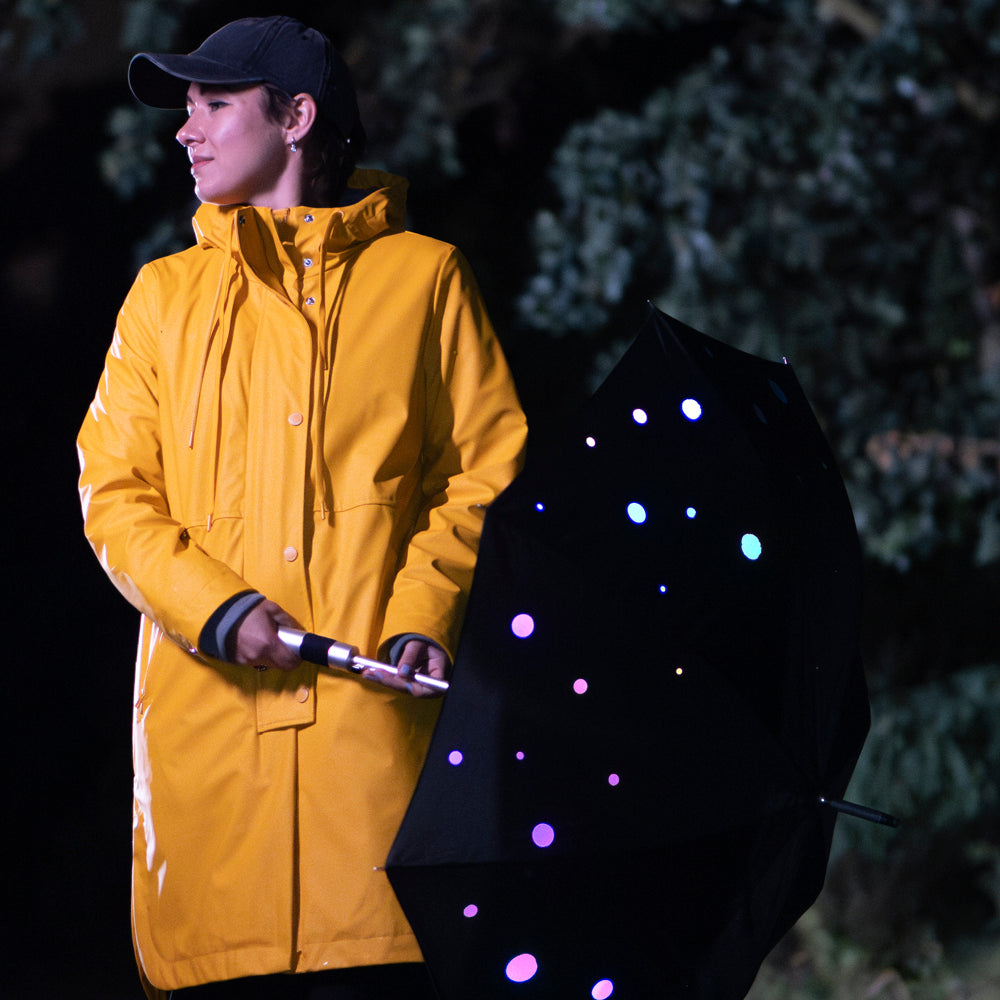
[236,208,324,732]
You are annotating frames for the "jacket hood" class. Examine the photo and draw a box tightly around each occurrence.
[191,168,409,254]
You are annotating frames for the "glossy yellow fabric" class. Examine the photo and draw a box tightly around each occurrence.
[77,170,526,993]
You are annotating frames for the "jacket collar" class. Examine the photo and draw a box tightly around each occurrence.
[191,169,409,256]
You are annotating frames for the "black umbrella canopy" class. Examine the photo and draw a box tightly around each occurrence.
[387,306,871,1000]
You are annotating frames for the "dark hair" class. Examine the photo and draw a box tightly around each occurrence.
[262,83,363,206]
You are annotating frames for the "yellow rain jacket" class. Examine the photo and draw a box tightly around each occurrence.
[77,169,527,995]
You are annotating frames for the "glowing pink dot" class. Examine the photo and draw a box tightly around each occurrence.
[448,750,463,766]
[531,823,555,848]
[511,613,535,638]
[592,980,615,999]
[463,903,479,918]
[506,953,538,983]
[515,751,525,761]
[608,773,620,787]
[573,678,589,695]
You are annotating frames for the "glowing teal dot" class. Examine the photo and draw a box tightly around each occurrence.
[627,502,647,524]
[741,533,763,560]
[681,398,703,421]
[686,507,697,519]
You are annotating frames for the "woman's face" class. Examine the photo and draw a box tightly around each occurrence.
[177,83,296,207]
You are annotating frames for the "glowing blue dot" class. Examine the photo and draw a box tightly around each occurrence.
[506,954,538,983]
[463,903,479,918]
[627,502,647,524]
[511,613,535,638]
[741,533,763,560]
[532,823,555,848]
[593,981,615,999]
[659,584,668,594]
[448,750,464,766]
[632,408,648,424]
[535,502,545,512]
[681,398,703,421]
[686,507,697,519]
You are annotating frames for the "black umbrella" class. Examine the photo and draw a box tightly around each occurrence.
[386,306,884,1000]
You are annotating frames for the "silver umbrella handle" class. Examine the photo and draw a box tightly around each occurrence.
[277,627,450,693]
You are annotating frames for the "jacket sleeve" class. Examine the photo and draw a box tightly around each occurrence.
[77,267,253,655]
[379,250,528,661]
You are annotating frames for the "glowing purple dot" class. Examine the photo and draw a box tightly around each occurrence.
[592,980,615,999]
[515,751,525,761]
[448,750,464,766]
[463,903,479,918]
[531,823,555,848]
[506,953,538,983]
[608,773,620,787]
[573,678,589,695]
[511,613,535,639]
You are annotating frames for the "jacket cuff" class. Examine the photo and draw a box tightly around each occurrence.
[198,590,265,660]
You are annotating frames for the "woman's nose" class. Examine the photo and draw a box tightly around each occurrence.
[176,118,200,147]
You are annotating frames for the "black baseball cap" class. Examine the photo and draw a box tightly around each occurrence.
[128,16,361,144]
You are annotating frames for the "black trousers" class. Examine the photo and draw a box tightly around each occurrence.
[168,963,438,999]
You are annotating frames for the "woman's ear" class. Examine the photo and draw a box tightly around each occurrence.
[287,93,319,145]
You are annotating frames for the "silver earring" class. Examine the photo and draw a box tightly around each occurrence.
[289,138,298,153]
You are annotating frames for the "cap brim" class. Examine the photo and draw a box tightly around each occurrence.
[128,53,266,109]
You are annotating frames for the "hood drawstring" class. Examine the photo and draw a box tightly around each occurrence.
[188,213,240,531]
[315,249,357,521]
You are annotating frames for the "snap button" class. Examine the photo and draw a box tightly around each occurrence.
[296,686,310,703]
[304,214,314,223]
[303,258,313,267]
[305,297,316,306]
[284,546,298,562]
[288,412,303,426]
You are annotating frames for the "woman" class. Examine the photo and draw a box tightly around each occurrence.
[77,16,527,999]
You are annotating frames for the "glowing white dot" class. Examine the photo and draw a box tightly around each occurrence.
[511,613,535,638]
[608,773,620,787]
[506,954,538,983]
[586,436,597,448]
[593,981,615,1000]
[686,507,697,519]
[741,533,763,560]
[681,398,703,421]
[676,667,684,676]
[573,678,588,695]
[463,903,479,918]
[632,408,648,424]
[448,750,464,766]
[627,502,647,524]
[532,823,555,848]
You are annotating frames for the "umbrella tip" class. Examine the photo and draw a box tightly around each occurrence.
[819,796,901,828]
